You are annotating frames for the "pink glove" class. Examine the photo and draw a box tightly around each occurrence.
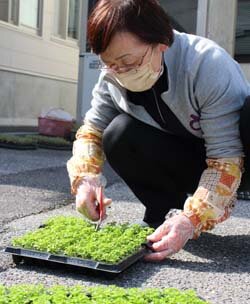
[75,175,112,222]
[145,213,195,261]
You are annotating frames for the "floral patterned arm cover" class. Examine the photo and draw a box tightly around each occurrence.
[183,157,244,238]
[67,121,105,195]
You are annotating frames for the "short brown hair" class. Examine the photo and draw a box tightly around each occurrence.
[88,0,174,54]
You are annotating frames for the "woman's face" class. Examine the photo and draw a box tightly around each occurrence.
[100,32,168,74]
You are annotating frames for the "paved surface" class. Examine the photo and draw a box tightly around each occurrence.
[0,147,249,304]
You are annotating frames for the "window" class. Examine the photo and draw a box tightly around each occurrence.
[19,0,40,29]
[88,0,98,15]
[0,0,9,22]
[85,0,99,51]
[0,0,41,32]
[54,0,80,41]
[159,0,198,34]
[10,0,19,24]
[235,0,250,63]
[0,0,19,24]
[68,0,79,39]
[54,0,67,38]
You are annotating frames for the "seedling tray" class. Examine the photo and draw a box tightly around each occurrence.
[0,142,37,150]
[4,216,154,277]
[237,190,250,200]
[37,143,72,150]
[4,244,150,275]
[23,135,72,150]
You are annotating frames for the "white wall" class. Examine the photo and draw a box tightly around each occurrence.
[0,70,77,127]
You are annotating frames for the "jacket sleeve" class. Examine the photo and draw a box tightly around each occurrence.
[85,72,121,131]
[67,73,120,195]
[67,121,105,195]
[183,157,243,238]
[183,46,248,237]
[191,46,248,158]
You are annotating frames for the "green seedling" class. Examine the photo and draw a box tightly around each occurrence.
[0,284,209,303]
[12,216,154,264]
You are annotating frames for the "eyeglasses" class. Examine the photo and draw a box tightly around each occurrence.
[99,46,152,74]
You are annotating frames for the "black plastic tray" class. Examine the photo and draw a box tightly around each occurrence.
[4,245,150,275]
[237,190,250,200]
[0,142,37,150]
[37,143,72,150]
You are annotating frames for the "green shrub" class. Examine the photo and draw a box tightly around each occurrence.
[71,122,81,133]
[0,285,209,303]
[0,134,34,145]
[25,135,72,146]
[12,216,154,264]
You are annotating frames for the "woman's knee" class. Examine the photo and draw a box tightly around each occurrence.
[102,113,137,160]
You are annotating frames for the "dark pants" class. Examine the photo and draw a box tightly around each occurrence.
[103,97,250,225]
[239,96,250,190]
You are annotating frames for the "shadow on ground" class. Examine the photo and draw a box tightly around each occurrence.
[0,163,121,194]
[12,259,160,287]
[162,232,250,274]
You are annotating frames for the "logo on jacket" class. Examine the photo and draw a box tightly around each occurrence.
[190,114,201,131]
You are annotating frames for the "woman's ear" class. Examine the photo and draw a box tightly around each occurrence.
[159,44,168,52]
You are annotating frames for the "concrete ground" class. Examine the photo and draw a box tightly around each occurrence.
[0,148,249,304]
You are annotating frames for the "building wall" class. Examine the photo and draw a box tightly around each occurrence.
[0,69,76,126]
[0,0,249,128]
[0,0,86,128]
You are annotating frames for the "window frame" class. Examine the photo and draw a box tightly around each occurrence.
[234,54,250,63]
[52,0,81,44]
[9,0,19,24]
[0,0,43,36]
[159,0,198,34]
[19,0,43,34]
[67,0,80,40]
[234,0,250,63]
[0,0,19,25]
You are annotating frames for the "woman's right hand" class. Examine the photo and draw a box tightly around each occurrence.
[75,177,112,222]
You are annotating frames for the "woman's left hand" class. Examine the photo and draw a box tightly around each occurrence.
[145,213,195,261]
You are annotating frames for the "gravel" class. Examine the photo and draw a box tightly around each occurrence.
[0,148,249,304]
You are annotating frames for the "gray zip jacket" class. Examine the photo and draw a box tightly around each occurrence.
[85,30,250,158]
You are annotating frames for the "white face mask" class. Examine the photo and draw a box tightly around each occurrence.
[113,49,163,92]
